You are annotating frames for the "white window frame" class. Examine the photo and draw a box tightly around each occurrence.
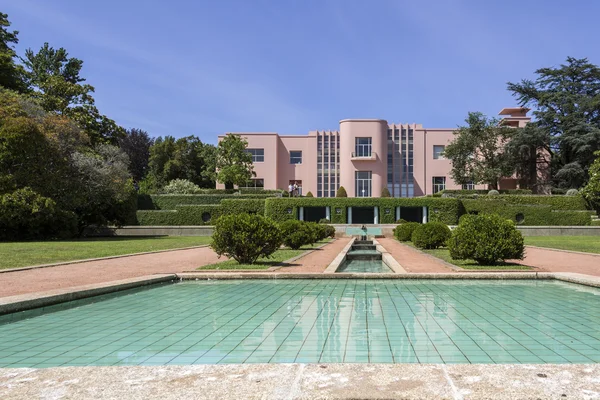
[355,137,372,157]
[355,171,372,197]
[432,176,446,194]
[462,181,475,190]
[240,178,264,189]
[289,151,302,164]
[245,148,264,162]
[433,145,445,160]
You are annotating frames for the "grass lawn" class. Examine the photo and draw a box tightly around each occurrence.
[525,236,600,254]
[403,242,531,270]
[198,240,331,270]
[0,236,212,270]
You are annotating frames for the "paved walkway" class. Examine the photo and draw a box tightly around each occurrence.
[517,246,600,277]
[278,238,352,273]
[377,238,454,273]
[0,247,223,298]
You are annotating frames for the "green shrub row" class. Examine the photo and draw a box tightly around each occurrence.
[461,199,592,225]
[137,193,276,210]
[264,198,463,225]
[137,205,223,225]
[442,195,587,210]
[436,189,533,196]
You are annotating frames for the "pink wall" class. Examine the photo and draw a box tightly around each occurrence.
[217,108,531,195]
[339,120,387,197]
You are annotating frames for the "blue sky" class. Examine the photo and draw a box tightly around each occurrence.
[2,0,599,144]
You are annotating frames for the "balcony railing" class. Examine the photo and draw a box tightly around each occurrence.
[351,151,377,160]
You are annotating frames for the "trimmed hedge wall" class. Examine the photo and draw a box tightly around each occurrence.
[264,198,463,225]
[437,189,533,196]
[462,200,593,226]
[220,199,265,215]
[137,205,224,225]
[138,194,277,210]
[437,194,587,210]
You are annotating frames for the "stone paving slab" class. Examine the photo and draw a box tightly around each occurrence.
[0,364,598,399]
[519,246,600,277]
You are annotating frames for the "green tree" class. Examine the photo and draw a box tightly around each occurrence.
[22,43,124,145]
[118,128,154,182]
[507,57,600,188]
[215,134,254,189]
[147,135,216,189]
[581,150,600,209]
[0,13,26,92]
[445,112,515,190]
[504,123,551,192]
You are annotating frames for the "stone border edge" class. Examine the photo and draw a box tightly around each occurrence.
[0,274,177,316]
[0,245,209,274]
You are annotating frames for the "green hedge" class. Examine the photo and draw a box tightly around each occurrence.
[220,199,265,215]
[441,195,587,210]
[137,194,277,210]
[436,189,533,196]
[462,200,592,226]
[264,198,463,225]
[137,205,224,225]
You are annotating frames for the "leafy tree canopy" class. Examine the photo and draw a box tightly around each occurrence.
[508,57,600,188]
[445,112,515,189]
[22,43,124,145]
[147,135,216,189]
[0,12,26,92]
[118,128,154,182]
[581,150,600,209]
[215,134,254,189]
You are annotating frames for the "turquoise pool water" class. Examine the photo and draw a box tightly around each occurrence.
[337,259,391,273]
[1,280,599,367]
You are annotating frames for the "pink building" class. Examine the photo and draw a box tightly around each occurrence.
[217,108,530,197]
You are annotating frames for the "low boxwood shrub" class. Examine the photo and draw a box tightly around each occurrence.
[566,188,579,196]
[210,213,282,264]
[310,222,335,240]
[279,220,315,249]
[395,219,407,224]
[411,222,451,249]
[394,222,420,242]
[448,214,524,265]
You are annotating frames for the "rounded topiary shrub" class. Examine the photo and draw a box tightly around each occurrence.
[280,220,315,249]
[336,186,347,197]
[566,188,579,196]
[487,189,500,196]
[447,214,524,265]
[393,222,420,242]
[318,218,329,224]
[395,218,407,224]
[381,187,391,197]
[305,191,314,197]
[211,213,282,264]
[411,222,451,249]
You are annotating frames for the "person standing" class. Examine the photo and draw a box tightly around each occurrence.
[293,182,299,197]
[288,183,294,197]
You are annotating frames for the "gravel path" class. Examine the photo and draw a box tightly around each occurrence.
[0,247,223,298]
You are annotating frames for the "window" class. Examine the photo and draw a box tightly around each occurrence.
[241,179,264,189]
[433,145,445,160]
[290,151,302,164]
[432,177,446,194]
[245,148,264,162]
[355,171,372,197]
[462,181,475,190]
[354,137,372,157]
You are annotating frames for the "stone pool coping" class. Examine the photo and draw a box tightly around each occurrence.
[2,271,600,316]
[1,363,599,399]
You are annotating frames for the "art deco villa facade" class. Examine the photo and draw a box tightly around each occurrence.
[217,108,530,197]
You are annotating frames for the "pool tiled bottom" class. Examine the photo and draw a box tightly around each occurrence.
[1,280,600,367]
[337,259,391,273]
